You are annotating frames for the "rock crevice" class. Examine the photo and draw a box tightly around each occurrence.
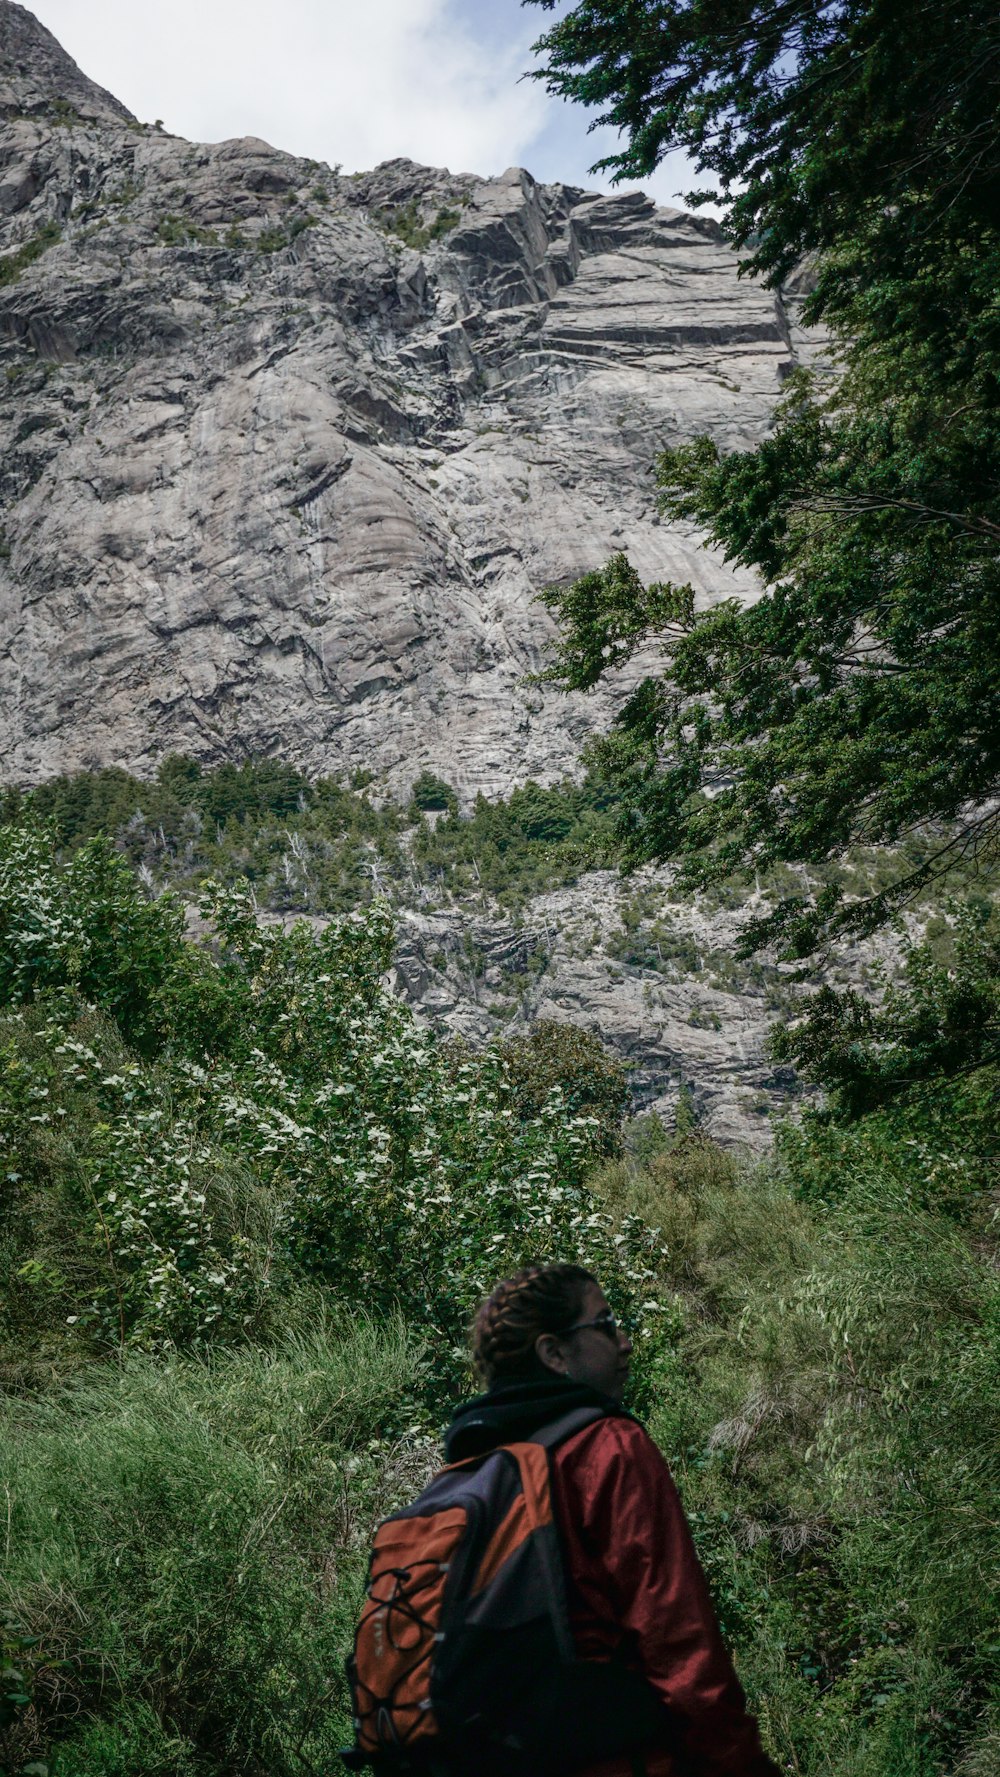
[0,1,819,798]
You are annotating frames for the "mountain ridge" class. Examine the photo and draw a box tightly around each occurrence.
[0,0,134,125]
[0,0,811,801]
[0,1,835,1144]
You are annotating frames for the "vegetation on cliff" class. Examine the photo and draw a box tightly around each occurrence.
[0,756,618,915]
[530,0,1000,958]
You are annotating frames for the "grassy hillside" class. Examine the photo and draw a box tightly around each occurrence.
[1,816,997,1777]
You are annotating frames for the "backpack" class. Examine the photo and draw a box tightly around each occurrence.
[342,1405,669,1775]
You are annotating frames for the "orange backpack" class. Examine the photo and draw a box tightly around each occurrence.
[342,1405,666,1774]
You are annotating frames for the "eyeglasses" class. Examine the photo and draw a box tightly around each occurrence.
[560,1310,619,1341]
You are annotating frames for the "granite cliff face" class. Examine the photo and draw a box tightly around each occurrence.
[0,0,804,800]
[0,2,836,1144]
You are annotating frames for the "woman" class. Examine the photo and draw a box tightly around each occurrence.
[444,1262,781,1777]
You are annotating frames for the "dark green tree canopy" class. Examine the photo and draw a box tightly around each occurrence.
[538,371,1000,955]
[526,1,1000,318]
[529,0,1000,962]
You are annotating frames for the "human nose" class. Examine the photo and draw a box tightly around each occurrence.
[618,1326,633,1356]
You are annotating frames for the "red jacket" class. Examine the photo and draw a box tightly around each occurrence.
[550,1417,781,1777]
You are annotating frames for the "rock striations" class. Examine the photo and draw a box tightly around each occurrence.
[1,2,832,1144]
[0,0,805,799]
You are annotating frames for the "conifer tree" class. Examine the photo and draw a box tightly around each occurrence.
[528,0,1000,956]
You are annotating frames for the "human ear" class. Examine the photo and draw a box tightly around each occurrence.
[535,1332,568,1376]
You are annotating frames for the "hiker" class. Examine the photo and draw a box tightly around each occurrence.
[442,1262,782,1777]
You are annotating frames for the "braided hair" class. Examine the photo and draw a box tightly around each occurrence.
[472,1262,597,1386]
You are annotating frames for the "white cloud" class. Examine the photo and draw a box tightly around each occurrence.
[29,0,546,172]
[27,0,716,208]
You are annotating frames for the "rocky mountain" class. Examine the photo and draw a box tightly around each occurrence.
[250,858,909,1149]
[0,0,812,801]
[0,1,837,1144]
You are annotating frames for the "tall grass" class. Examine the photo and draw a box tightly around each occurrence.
[2,821,998,1776]
[0,1318,432,1776]
[592,1111,1000,1777]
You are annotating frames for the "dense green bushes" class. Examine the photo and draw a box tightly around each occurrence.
[498,1019,629,1157]
[0,820,664,1771]
[0,825,232,1060]
[0,823,658,1373]
[771,904,1000,1119]
[595,1094,1000,1777]
[0,1320,428,1776]
[0,758,616,914]
[2,814,998,1775]
[8,758,991,944]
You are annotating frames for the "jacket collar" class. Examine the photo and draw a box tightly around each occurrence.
[444,1375,618,1463]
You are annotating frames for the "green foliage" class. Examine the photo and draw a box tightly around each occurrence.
[771,905,1000,1119]
[0,828,663,1769]
[254,215,317,254]
[6,757,405,916]
[0,1322,429,1776]
[409,770,457,814]
[594,1086,1000,1777]
[0,827,658,1376]
[163,755,309,826]
[6,757,617,913]
[541,383,1000,956]
[537,552,695,690]
[0,1004,285,1359]
[777,1062,998,1219]
[256,224,288,253]
[526,0,1000,309]
[20,754,309,844]
[50,99,81,123]
[2,808,998,1775]
[0,824,232,1061]
[155,215,216,247]
[530,0,1000,963]
[1,1606,43,1767]
[377,200,461,251]
[0,222,61,288]
[497,1019,629,1157]
[408,775,617,905]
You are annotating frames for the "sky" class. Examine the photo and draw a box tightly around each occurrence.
[27,0,712,210]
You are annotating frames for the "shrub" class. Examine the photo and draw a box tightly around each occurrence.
[0,831,662,1383]
[377,202,461,251]
[409,770,457,814]
[0,824,234,1060]
[0,1321,429,1776]
[771,904,1000,1120]
[155,216,217,247]
[498,1019,630,1156]
[2,796,998,1777]
[7,759,620,912]
[0,1003,287,1357]
[0,221,61,288]
[256,225,288,253]
[595,1102,1000,1777]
